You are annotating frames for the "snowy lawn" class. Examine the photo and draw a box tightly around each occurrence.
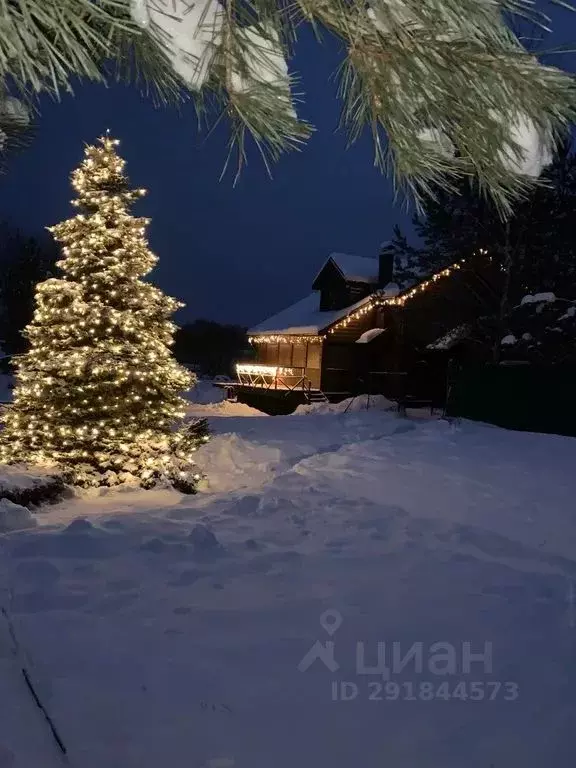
[0,394,575,767]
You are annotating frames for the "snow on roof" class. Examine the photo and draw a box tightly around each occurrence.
[249,292,375,336]
[331,253,379,283]
[559,305,576,322]
[356,328,385,344]
[427,323,471,351]
[250,280,406,337]
[249,293,322,335]
[382,282,400,298]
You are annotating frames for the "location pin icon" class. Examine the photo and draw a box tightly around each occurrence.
[320,609,343,636]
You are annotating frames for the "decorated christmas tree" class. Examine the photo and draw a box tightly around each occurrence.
[0,134,208,492]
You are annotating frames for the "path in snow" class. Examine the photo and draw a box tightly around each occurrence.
[0,404,575,766]
[0,601,65,768]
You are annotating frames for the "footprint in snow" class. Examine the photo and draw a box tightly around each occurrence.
[139,537,167,554]
[0,744,14,768]
[189,524,225,561]
[100,519,126,530]
[15,559,61,589]
[226,495,260,516]
[92,591,139,615]
[245,550,302,575]
[10,591,89,614]
[481,584,526,599]
[65,518,94,533]
[244,538,263,551]
[165,507,201,521]
[168,568,204,587]
[72,563,99,578]
[324,539,348,552]
[105,578,138,592]
[12,526,120,560]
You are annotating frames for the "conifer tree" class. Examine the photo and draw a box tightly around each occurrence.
[0,135,208,491]
[385,146,576,362]
[389,146,576,302]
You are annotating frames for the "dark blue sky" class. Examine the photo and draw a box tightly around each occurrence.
[0,7,572,328]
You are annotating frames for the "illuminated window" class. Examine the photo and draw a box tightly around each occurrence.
[278,343,292,366]
[307,343,321,369]
[292,344,306,368]
[263,343,279,364]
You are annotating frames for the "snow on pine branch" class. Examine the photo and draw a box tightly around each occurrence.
[130,0,224,89]
[130,0,150,27]
[418,113,553,178]
[521,292,556,306]
[228,25,296,120]
[130,0,296,118]
[367,1,553,178]
[497,114,553,179]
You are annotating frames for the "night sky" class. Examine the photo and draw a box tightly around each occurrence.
[0,8,573,329]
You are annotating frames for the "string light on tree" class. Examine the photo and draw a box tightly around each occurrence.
[0,134,208,492]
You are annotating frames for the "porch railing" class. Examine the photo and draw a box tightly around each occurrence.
[235,363,312,393]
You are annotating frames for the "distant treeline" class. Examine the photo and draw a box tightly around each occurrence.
[174,320,250,377]
[0,222,249,376]
[0,222,58,362]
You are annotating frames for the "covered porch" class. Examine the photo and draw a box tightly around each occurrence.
[246,337,323,388]
[234,363,315,393]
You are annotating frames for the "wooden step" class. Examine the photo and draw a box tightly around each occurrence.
[307,391,329,403]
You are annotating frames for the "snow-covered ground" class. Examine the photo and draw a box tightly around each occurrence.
[1,388,576,767]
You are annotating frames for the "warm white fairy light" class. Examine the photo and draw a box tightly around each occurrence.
[0,135,208,491]
[327,260,466,334]
[248,334,324,344]
[247,259,466,345]
[236,364,295,376]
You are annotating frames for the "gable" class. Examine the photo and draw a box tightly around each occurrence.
[331,253,379,283]
[312,253,379,290]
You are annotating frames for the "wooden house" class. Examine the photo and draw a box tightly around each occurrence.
[228,249,499,413]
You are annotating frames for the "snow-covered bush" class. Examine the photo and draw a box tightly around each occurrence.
[500,293,576,364]
[0,465,68,508]
[0,498,37,532]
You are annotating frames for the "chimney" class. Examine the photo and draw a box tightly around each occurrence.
[378,242,394,287]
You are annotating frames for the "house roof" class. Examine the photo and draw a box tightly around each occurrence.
[250,254,465,340]
[313,253,380,286]
[249,283,400,337]
[249,293,362,336]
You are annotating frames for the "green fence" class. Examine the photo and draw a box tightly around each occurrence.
[446,364,576,438]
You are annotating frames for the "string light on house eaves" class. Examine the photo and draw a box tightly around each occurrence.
[328,259,466,334]
[248,334,324,344]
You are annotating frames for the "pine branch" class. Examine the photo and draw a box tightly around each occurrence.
[0,83,35,172]
[0,0,575,212]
